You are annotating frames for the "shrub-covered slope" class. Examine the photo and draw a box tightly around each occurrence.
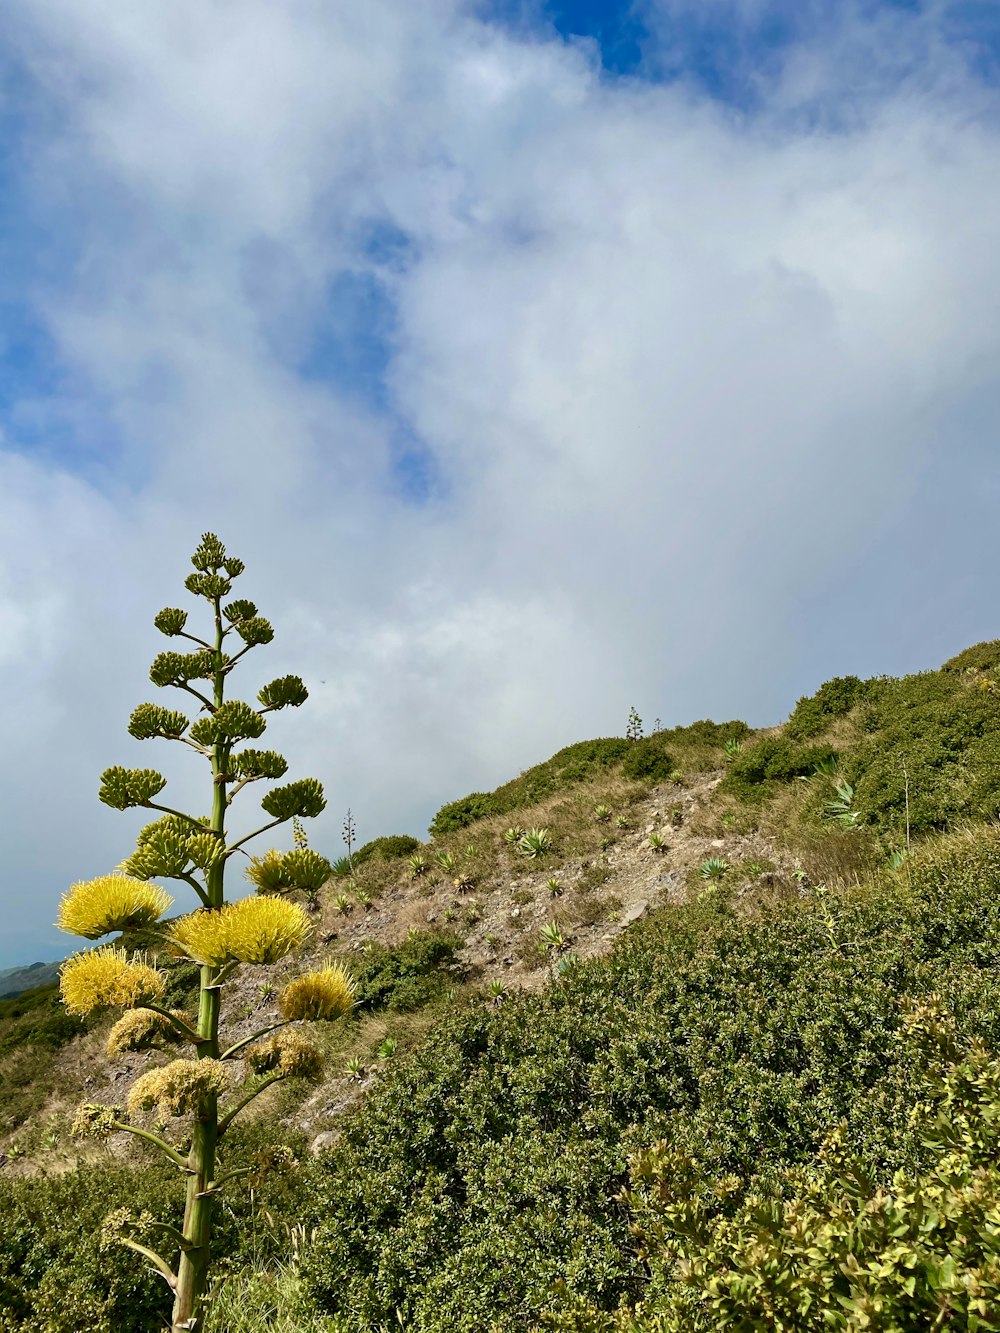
[6,642,1000,1332]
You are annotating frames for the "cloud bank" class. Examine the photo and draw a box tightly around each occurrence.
[1,0,998,964]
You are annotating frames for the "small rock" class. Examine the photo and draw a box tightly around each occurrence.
[310,1131,339,1156]
[621,900,649,926]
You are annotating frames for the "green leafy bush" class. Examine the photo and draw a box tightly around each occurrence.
[553,1000,1000,1331]
[721,736,837,801]
[620,736,675,784]
[300,825,1000,1331]
[0,1124,311,1333]
[353,834,420,865]
[843,670,1000,833]
[349,930,465,1013]
[429,739,631,835]
[784,675,870,740]
[942,639,1000,673]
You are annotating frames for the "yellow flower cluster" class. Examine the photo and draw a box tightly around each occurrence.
[246,1032,324,1081]
[60,947,166,1016]
[71,1102,122,1140]
[168,896,311,967]
[57,874,173,940]
[106,1007,193,1056]
[127,1058,229,1120]
[279,964,356,1022]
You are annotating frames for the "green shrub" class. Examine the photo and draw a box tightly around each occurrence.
[0,1124,311,1333]
[721,736,836,801]
[942,639,1000,673]
[349,930,465,1013]
[300,825,1000,1331]
[784,674,870,740]
[429,739,630,835]
[843,670,1000,833]
[620,736,675,784]
[353,834,420,865]
[553,1005,1000,1331]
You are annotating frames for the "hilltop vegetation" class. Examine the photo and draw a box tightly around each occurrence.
[5,642,1000,1331]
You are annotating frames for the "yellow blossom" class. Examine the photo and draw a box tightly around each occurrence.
[246,1032,324,1081]
[57,874,173,940]
[106,1007,193,1056]
[127,1058,228,1120]
[168,896,311,966]
[279,964,356,1022]
[60,946,166,1016]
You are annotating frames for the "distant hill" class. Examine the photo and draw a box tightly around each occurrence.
[0,960,61,998]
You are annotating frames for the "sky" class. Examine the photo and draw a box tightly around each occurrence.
[1,0,999,967]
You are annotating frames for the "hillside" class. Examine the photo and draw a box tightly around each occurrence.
[0,960,61,999]
[5,641,1000,1331]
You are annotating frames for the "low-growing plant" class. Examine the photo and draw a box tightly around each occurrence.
[435,850,458,873]
[349,930,465,1013]
[698,857,730,882]
[504,825,526,846]
[408,854,429,878]
[615,816,631,830]
[647,833,668,853]
[376,1037,398,1060]
[539,922,566,951]
[547,877,564,896]
[333,893,353,915]
[593,805,612,824]
[519,828,554,859]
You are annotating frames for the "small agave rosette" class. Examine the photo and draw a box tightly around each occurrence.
[168,896,311,967]
[60,946,166,1016]
[57,874,173,940]
[279,965,356,1022]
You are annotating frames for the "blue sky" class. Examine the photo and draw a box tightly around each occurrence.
[1,0,999,967]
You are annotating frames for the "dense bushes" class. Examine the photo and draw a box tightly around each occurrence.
[843,671,1000,833]
[784,675,870,740]
[720,736,837,801]
[349,930,465,1012]
[942,639,1000,673]
[353,834,420,865]
[620,736,675,784]
[0,1125,311,1332]
[429,739,631,834]
[300,826,1000,1330]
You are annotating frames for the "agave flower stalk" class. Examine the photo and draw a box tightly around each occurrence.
[56,534,354,1333]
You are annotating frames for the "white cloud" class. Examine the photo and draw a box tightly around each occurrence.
[1,1,998,963]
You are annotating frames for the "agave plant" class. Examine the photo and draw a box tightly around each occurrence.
[376,1036,398,1060]
[723,739,745,759]
[699,857,730,882]
[539,921,565,951]
[408,853,429,878]
[503,825,526,847]
[453,872,475,893]
[592,804,612,823]
[518,827,554,859]
[546,877,564,896]
[331,855,353,878]
[435,850,458,873]
[647,832,668,853]
[825,779,861,828]
[333,893,353,915]
[353,886,372,910]
[615,815,631,830]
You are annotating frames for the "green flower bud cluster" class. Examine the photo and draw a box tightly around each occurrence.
[150,649,219,687]
[189,700,266,746]
[224,598,257,623]
[262,777,326,820]
[184,571,231,600]
[235,616,274,646]
[120,814,222,880]
[258,675,309,710]
[230,749,288,780]
[281,848,333,891]
[100,766,168,810]
[128,703,190,741]
[154,607,188,636]
[191,532,227,570]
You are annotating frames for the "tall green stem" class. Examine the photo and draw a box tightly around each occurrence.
[172,597,226,1333]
